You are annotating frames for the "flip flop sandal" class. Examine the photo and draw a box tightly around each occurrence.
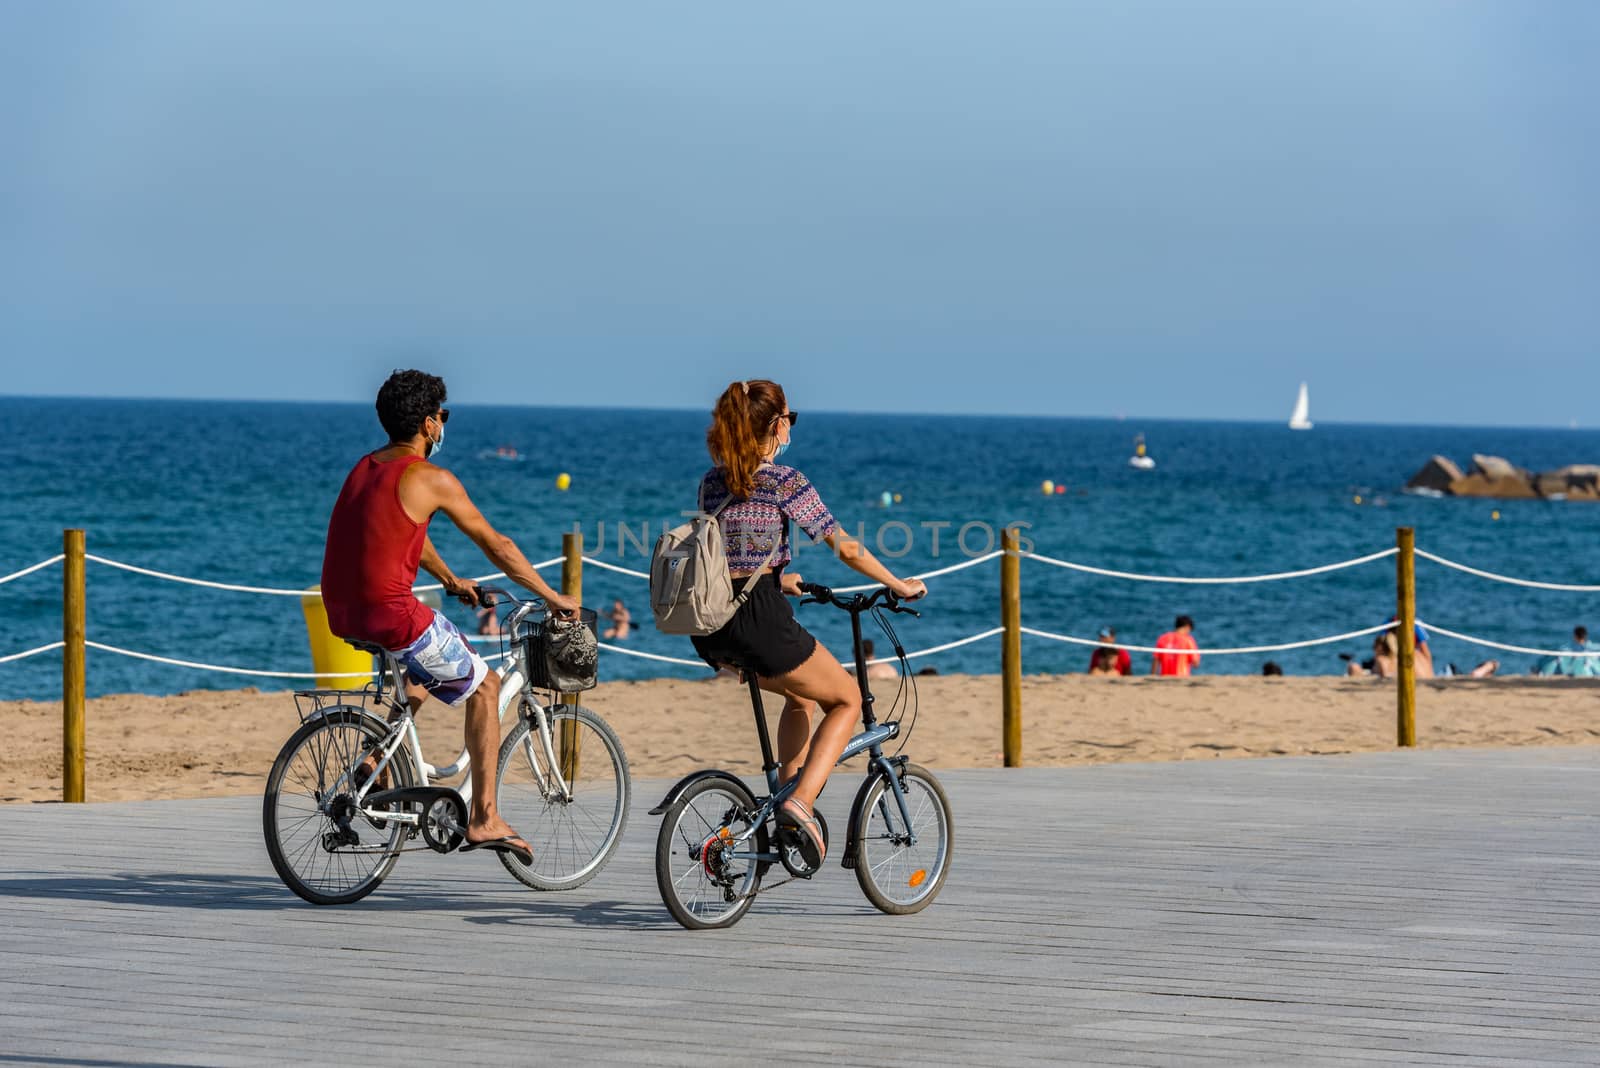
[460,835,534,866]
[355,751,391,792]
[777,799,826,869]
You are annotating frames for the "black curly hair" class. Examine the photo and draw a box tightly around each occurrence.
[376,369,447,442]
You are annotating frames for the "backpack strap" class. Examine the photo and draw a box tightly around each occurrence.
[733,529,784,605]
[699,479,733,520]
[703,473,786,603]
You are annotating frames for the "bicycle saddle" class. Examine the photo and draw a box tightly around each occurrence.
[343,638,390,657]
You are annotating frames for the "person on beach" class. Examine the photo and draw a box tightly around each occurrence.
[1554,626,1600,677]
[601,599,632,640]
[320,369,577,866]
[1088,626,1132,675]
[1088,647,1122,677]
[1385,616,1434,678]
[689,379,926,868]
[850,639,900,681]
[1152,615,1201,676]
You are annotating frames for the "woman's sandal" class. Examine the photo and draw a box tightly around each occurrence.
[777,797,826,868]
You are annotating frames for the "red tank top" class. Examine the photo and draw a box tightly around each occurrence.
[321,452,433,649]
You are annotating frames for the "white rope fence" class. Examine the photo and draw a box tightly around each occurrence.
[83,554,564,596]
[833,550,1006,593]
[878,626,1003,664]
[0,640,65,664]
[1020,547,1398,585]
[598,642,704,667]
[581,556,650,580]
[597,629,1007,669]
[81,640,508,680]
[1415,551,1600,593]
[1415,621,1600,659]
[579,549,1008,594]
[0,555,64,586]
[4,541,1594,680]
[1020,621,1395,657]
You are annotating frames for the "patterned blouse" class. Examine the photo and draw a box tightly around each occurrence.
[700,463,840,572]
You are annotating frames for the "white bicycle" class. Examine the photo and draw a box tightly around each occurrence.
[262,589,630,905]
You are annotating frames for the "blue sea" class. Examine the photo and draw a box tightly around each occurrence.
[2,396,1598,701]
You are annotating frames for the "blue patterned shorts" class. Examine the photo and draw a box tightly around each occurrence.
[395,611,490,707]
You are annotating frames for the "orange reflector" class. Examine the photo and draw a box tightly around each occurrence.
[908,869,928,888]
[717,827,732,841]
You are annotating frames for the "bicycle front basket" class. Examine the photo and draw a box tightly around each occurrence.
[523,608,599,692]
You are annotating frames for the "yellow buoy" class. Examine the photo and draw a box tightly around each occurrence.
[556,472,572,491]
[1042,480,1055,496]
[1491,509,1500,521]
[1353,495,1362,505]
[893,493,902,504]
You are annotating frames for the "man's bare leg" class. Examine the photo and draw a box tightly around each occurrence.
[461,672,528,852]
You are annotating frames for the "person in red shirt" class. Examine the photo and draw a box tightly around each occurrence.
[1153,615,1201,676]
[321,369,578,865]
[1086,627,1132,676]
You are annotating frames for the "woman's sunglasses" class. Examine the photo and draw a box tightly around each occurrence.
[782,411,799,426]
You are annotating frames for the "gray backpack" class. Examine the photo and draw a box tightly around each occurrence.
[650,490,782,636]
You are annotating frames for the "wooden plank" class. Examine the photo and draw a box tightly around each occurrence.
[1,748,1597,1063]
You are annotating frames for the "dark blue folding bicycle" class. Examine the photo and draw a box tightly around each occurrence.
[651,583,953,930]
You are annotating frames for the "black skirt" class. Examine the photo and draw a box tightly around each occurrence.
[690,573,818,679]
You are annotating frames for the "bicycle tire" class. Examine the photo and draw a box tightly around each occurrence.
[262,708,417,906]
[495,703,631,892]
[655,776,766,930]
[852,762,953,916]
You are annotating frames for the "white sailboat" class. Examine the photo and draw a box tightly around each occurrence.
[1288,382,1313,431]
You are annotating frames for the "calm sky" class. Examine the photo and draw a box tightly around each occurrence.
[2,1,1596,426]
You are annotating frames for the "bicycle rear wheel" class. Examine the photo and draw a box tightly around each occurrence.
[655,776,766,930]
[853,762,953,915]
[263,709,416,906]
[495,703,630,891]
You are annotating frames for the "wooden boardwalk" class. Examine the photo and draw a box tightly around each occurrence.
[2,747,1597,1065]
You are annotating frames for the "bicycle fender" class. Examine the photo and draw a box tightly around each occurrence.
[841,757,907,870]
[303,704,392,736]
[648,769,747,815]
[840,774,877,870]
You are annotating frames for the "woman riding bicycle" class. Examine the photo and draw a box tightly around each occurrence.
[691,379,926,868]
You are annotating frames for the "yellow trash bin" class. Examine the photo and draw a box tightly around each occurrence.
[301,587,374,689]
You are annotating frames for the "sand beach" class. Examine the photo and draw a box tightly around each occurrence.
[4,673,1598,804]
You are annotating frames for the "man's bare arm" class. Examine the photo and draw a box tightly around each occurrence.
[414,467,575,611]
[418,537,480,606]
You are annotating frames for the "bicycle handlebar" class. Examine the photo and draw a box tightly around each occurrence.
[796,582,921,617]
[472,585,545,633]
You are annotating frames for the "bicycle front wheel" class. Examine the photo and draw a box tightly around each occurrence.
[495,703,630,891]
[263,709,416,906]
[853,762,953,915]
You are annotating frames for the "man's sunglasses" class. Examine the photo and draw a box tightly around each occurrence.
[437,408,450,424]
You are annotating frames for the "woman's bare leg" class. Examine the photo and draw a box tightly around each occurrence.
[759,643,859,810]
[752,682,816,784]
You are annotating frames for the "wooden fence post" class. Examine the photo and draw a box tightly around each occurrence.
[1001,527,1022,768]
[559,531,583,779]
[1396,526,1417,748]
[63,529,86,803]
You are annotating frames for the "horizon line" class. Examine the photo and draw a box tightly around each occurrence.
[0,390,1590,434]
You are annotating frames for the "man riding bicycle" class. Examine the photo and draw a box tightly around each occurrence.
[320,369,577,865]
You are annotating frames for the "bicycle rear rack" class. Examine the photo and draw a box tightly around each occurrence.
[292,684,395,725]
